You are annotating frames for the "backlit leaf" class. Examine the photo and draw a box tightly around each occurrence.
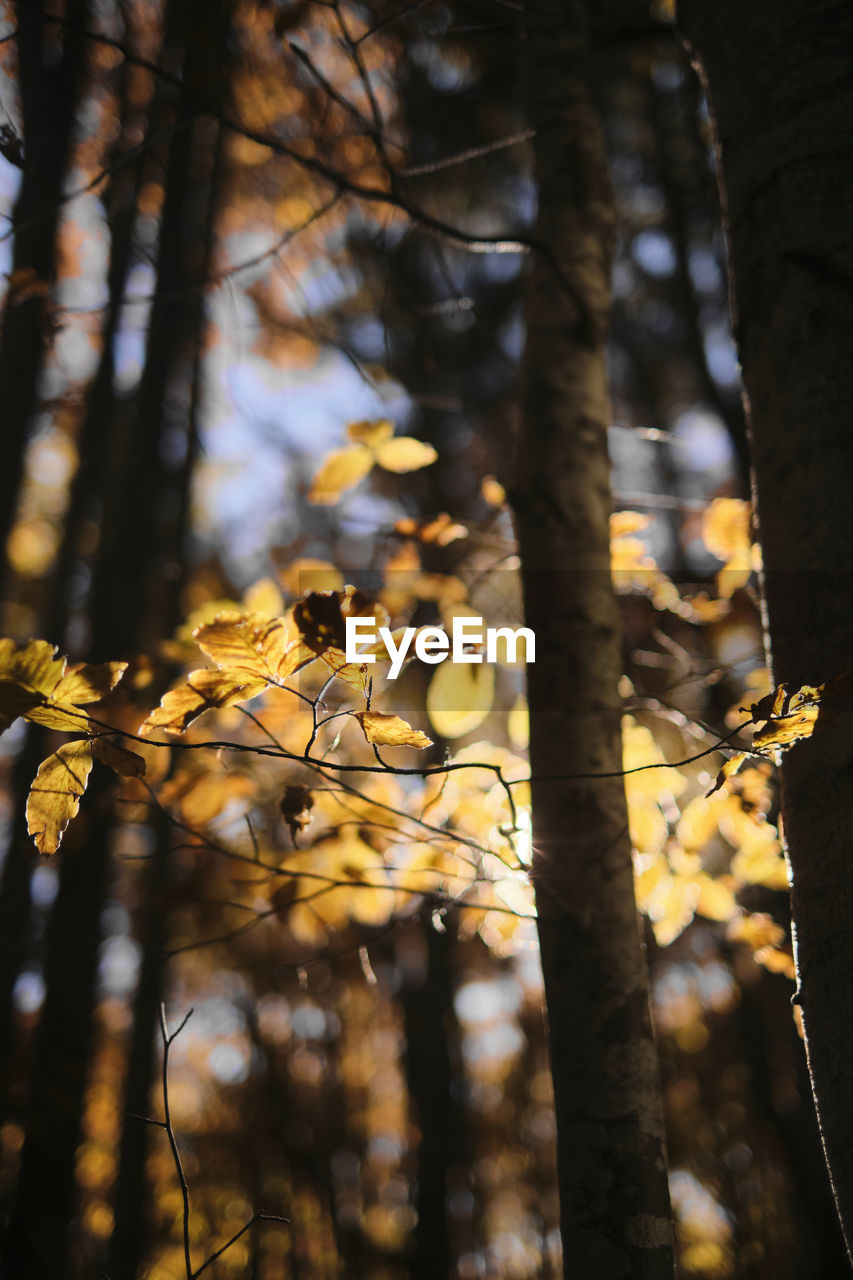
[194,610,312,685]
[347,418,394,447]
[308,444,373,504]
[426,661,495,739]
[140,668,266,735]
[92,737,146,777]
[373,436,438,473]
[706,753,747,796]
[26,740,94,855]
[355,712,433,749]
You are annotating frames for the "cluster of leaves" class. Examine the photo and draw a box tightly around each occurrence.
[0,466,823,984]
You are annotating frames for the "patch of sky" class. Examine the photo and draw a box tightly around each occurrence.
[31,864,58,910]
[191,997,248,1039]
[632,229,677,279]
[409,41,475,93]
[688,245,723,295]
[702,322,740,388]
[97,935,141,998]
[13,970,45,1015]
[208,1042,250,1084]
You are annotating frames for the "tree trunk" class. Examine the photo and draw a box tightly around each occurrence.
[677,0,853,1259]
[512,2,673,1275]
[0,0,89,561]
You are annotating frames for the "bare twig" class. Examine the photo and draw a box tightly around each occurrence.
[156,1005,288,1277]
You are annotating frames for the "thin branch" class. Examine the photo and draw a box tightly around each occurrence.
[158,1005,194,1280]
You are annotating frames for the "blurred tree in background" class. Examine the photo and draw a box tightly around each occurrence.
[0,0,849,1278]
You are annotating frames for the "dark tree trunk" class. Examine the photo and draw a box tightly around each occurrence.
[512,1,673,1274]
[1,2,226,1272]
[400,912,466,1278]
[677,0,853,1259]
[0,0,89,561]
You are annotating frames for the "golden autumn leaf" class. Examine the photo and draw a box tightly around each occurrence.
[393,512,467,546]
[752,706,820,752]
[701,497,754,598]
[728,912,786,952]
[694,873,738,923]
[308,444,373,504]
[355,712,433,749]
[0,682,41,733]
[426,661,495,739]
[194,610,312,685]
[480,475,506,506]
[0,637,65,697]
[753,946,797,980]
[373,436,438,473]
[706,752,748,796]
[26,740,94,855]
[347,418,394,447]
[140,668,265,736]
[0,639,128,733]
[52,661,127,706]
[241,576,284,618]
[276,557,344,596]
[92,737,146,777]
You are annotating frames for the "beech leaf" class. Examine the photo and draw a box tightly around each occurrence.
[26,740,94,855]
[373,436,438,473]
[92,737,147,777]
[140,669,266,736]
[308,445,373,504]
[347,418,394,447]
[355,712,433,749]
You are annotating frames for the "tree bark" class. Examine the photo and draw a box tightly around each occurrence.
[677,0,853,1259]
[512,2,673,1275]
[0,0,89,562]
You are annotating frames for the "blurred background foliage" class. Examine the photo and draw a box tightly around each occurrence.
[0,0,847,1276]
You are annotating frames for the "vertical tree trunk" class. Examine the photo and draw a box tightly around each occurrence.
[400,911,465,1278]
[0,0,89,560]
[512,2,673,1274]
[677,0,853,1257]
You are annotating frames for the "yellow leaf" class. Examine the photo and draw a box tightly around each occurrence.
[728,912,785,951]
[194,611,313,685]
[374,436,438,473]
[426,661,495,739]
[140,669,266,735]
[26,740,94,855]
[393,513,467,546]
[241,576,284,618]
[0,638,65,697]
[706,752,747,796]
[347,418,394,447]
[481,475,506,506]
[355,712,433,749]
[676,794,723,852]
[0,682,41,733]
[610,510,652,538]
[173,771,256,826]
[308,444,373,504]
[754,946,797,980]
[702,497,750,561]
[52,661,128,705]
[694,873,738,923]
[92,737,146,777]
[0,641,128,733]
[277,557,344,596]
